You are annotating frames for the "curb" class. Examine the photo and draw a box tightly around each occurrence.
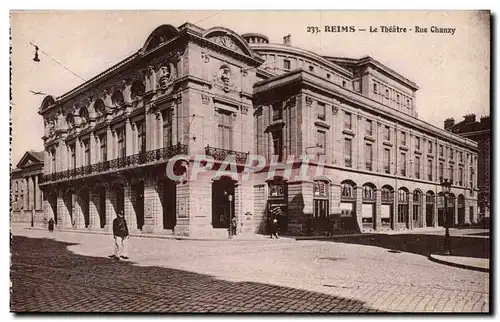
[428,254,489,273]
[22,227,295,242]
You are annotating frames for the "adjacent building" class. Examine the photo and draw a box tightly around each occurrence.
[445,114,491,218]
[37,22,479,237]
[11,150,44,224]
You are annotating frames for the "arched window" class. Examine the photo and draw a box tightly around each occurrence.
[412,190,422,226]
[426,191,435,204]
[111,90,124,106]
[66,113,75,129]
[381,186,393,203]
[362,184,376,201]
[413,190,422,203]
[79,107,89,124]
[131,81,145,100]
[313,181,328,197]
[94,99,105,115]
[341,182,356,200]
[313,180,329,220]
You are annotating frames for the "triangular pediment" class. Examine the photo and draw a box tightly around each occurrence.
[16,151,44,169]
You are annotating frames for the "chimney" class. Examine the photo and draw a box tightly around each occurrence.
[444,118,455,130]
[464,114,476,123]
[283,34,291,46]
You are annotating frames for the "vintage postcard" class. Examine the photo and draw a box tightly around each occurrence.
[10,10,491,313]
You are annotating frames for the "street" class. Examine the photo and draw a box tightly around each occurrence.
[10,225,489,313]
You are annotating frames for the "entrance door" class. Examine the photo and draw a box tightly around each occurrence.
[426,204,434,227]
[212,179,235,228]
[412,205,421,228]
[163,179,176,230]
[133,182,144,230]
[50,193,58,225]
[313,199,329,232]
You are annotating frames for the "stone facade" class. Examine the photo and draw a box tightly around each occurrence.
[11,151,44,225]
[37,22,479,237]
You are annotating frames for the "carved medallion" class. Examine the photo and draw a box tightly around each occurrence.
[213,65,236,93]
[201,94,210,105]
[305,96,313,106]
[201,51,210,63]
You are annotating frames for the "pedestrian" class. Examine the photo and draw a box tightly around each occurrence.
[112,210,129,260]
[270,216,279,239]
[48,218,54,233]
[231,216,237,236]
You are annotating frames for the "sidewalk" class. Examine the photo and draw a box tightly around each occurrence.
[428,253,489,272]
[17,224,296,242]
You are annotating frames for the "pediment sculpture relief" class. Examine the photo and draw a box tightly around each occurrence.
[156,62,177,90]
[213,65,236,93]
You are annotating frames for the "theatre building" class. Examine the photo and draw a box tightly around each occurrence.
[38,22,479,237]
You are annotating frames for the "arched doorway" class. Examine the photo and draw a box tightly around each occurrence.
[267,177,288,233]
[313,180,330,234]
[412,190,422,228]
[458,194,465,226]
[397,188,409,229]
[362,183,376,230]
[425,191,435,227]
[132,181,145,230]
[381,185,393,229]
[212,176,236,229]
[340,180,357,232]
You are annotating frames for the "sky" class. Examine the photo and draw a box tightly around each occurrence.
[10,10,490,167]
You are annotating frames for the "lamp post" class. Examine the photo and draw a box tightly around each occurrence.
[228,194,233,239]
[441,178,452,255]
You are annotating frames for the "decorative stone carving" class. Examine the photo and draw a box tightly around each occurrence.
[358,115,362,120]
[209,35,238,52]
[201,94,210,105]
[285,96,297,108]
[201,51,210,63]
[241,106,249,115]
[332,105,339,115]
[213,65,236,93]
[305,96,313,106]
[157,63,177,90]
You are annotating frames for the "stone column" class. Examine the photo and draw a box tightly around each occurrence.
[433,198,439,227]
[142,177,163,233]
[58,190,71,228]
[88,188,99,229]
[355,187,363,232]
[454,198,459,225]
[126,118,134,156]
[106,126,114,161]
[375,188,382,230]
[74,191,85,229]
[124,183,137,232]
[90,133,98,164]
[408,193,413,230]
[105,184,117,232]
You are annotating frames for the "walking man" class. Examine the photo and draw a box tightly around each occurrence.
[48,218,54,233]
[112,210,129,260]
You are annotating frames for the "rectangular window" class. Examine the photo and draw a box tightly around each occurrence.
[84,140,91,166]
[460,152,463,163]
[400,152,407,176]
[416,137,420,150]
[365,119,373,136]
[401,131,407,146]
[216,110,233,150]
[428,141,433,153]
[469,167,473,187]
[459,168,463,186]
[439,162,444,182]
[344,111,352,130]
[117,128,126,158]
[317,130,326,155]
[162,109,172,148]
[100,135,107,162]
[439,145,444,157]
[365,143,372,171]
[396,94,400,104]
[317,102,326,121]
[344,138,352,168]
[384,148,390,174]
[415,156,420,179]
[272,102,283,121]
[449,165,454,183]
[51,149,56,173]
[428,159,433,181]
[272,129,284,162]
[137,121,146,154]
[384,126,390,141]
[283,59,291,71]
[450,149,454,160]
[373,83,378,93]
[69,143,76,169]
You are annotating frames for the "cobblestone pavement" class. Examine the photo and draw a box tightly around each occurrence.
[10,226,490,313]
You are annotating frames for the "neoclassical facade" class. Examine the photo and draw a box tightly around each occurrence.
[38,22,479,237]
[11,151,44,224]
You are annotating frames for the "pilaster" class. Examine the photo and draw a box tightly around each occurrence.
[105,184,117,232]
[375,188,382,230]
[74,191,85,229]
[88,188,99,229]
[124,183,138,232]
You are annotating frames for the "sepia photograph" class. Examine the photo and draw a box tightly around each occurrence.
[9,10,491,313]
